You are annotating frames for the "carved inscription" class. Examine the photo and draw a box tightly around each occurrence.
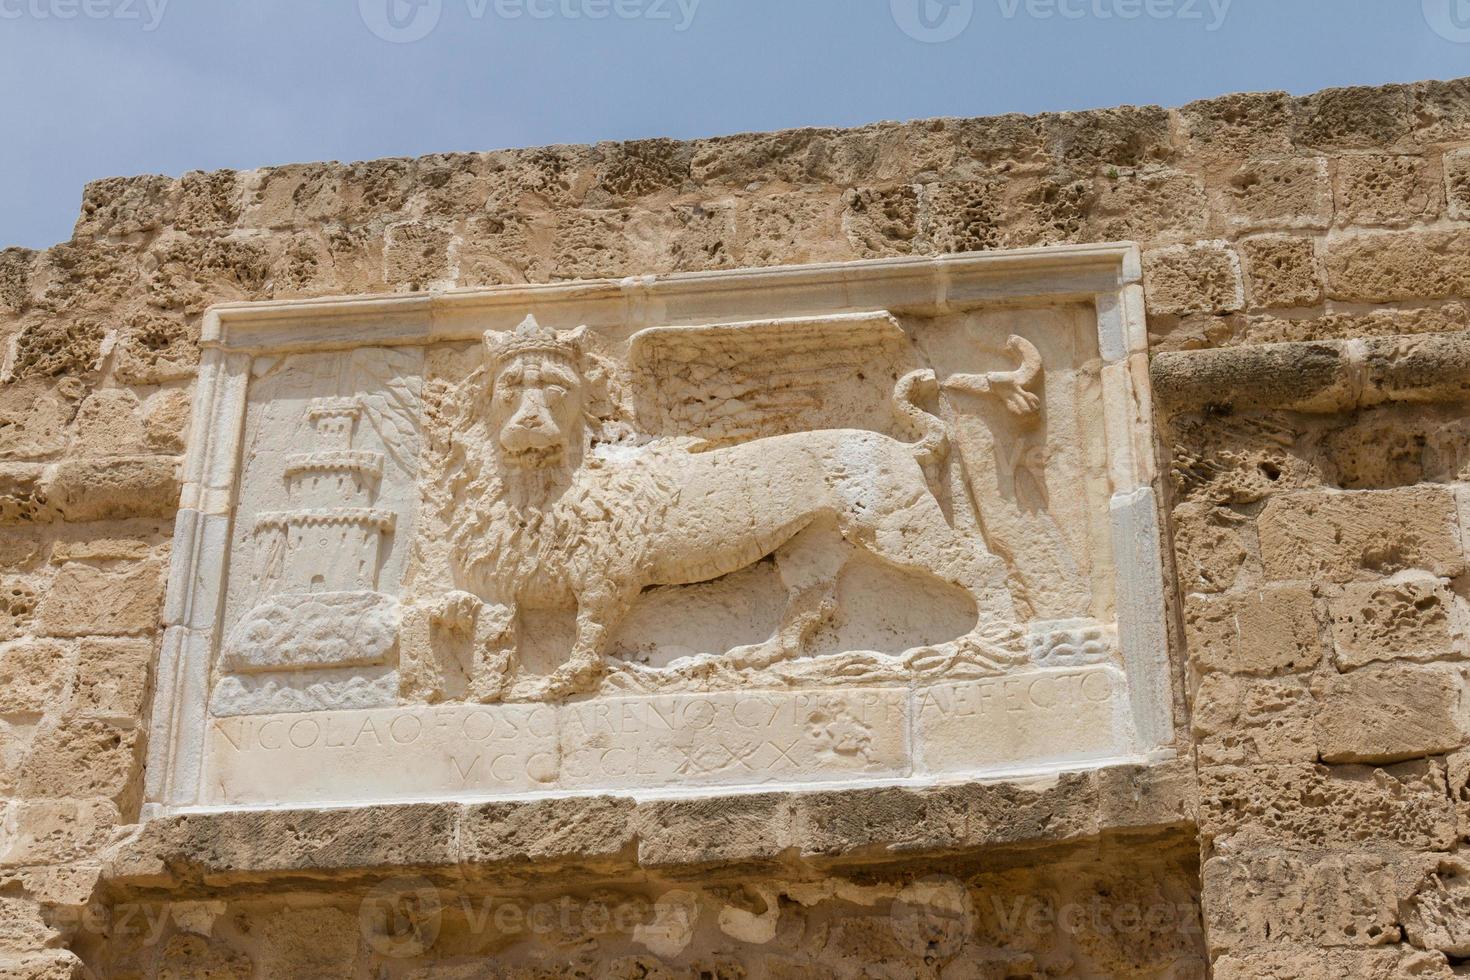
[915,666,1133,774]
[208,704,559,805]
[559,690,909,790]
[205,673,1134,807]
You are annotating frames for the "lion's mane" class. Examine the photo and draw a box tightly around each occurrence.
[419,355,679,607]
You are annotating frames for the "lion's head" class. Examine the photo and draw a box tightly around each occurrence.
[483,315,594,473]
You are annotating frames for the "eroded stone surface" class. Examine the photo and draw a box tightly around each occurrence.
[3,74,1470,978]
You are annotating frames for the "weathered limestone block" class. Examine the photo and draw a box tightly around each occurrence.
[1203,851,1401,951]
[72,638,152,720]
[1256,487,1464,584]
[0,720,35,797]
[1360,332,1470,405]
[384,221,453,290]
[0,950,87,980]
[1402,856,1470,958]
[1292,83,1416,150]
[460,797,638,868]
[1330,576,1462,670]
[1178,91,1294,159]
[1041,104,1174,168]
[0,579,39,644]
[0,380,84,462]
[109,804,461,886]
[1006,175,1089,247]
[1151,342,1350,415]
[842,186,919,258]
[1336,154,1441,226]
[794,785,973,857]
[1327,229,1470,303]
[16,719,139,805]
[689,126,847,186]
[0,249,33,315]
[1143,242,1243,316]
[68,389,148,456]
[587,137,691,203]
[1447,147,1470,220]
[952,113,1050,169]
[0,799,119,868]
[34,560,164,638]
[551,208,647,279]
[1192,674,1317,766]
[113,311,200,386]
[921,179,1004,253]
[0,641,72,715]
[1213,948,1452,980]
[0,898,57,953]
[1085,170,1208,242]
[1318,410,1435,490]
[7,319,103,381]
[173,169,243,233]
[1410,77,1470,141]
[1184,583,1322,676]
[155,935,252,980]
[1170,502,1257,594]
[1198,763,1457,852]
[74,173,176,238]
[1169,411,1321,505]
[1223,157,1331,231]
[144,234,271,315]
[1314,664,1469,764]
[42,457,179,523]
[1239,234,1322,309]
[735,191,847,267]
[634,794,796,867]
[142,389,191,454]
[1236,304,1470,347]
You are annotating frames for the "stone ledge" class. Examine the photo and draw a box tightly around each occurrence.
[100,760,1195,895]
[1150,331,1470,415]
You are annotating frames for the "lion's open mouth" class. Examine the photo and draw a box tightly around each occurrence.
[501,446,566,469]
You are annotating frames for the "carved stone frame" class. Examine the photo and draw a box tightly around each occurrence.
[144,243,1174,819]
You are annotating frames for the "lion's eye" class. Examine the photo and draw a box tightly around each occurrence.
[545,385,568,399]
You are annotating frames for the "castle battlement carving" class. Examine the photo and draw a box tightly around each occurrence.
[217,396,401,681]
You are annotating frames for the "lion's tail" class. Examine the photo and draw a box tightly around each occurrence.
[893,369,949,469]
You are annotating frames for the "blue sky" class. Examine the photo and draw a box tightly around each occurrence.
[1,0,1465,249]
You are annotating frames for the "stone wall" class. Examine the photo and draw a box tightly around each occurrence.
[1,76,1469,977]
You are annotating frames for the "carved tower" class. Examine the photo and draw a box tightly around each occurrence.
[255,397,395,597]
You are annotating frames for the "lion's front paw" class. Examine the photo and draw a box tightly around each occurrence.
[544,653,608,700]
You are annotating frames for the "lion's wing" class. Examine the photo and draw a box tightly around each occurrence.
[626,311,919,447]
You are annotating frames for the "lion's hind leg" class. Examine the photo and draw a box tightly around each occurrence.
[844,455,1026,672]
[761,520,850,667]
